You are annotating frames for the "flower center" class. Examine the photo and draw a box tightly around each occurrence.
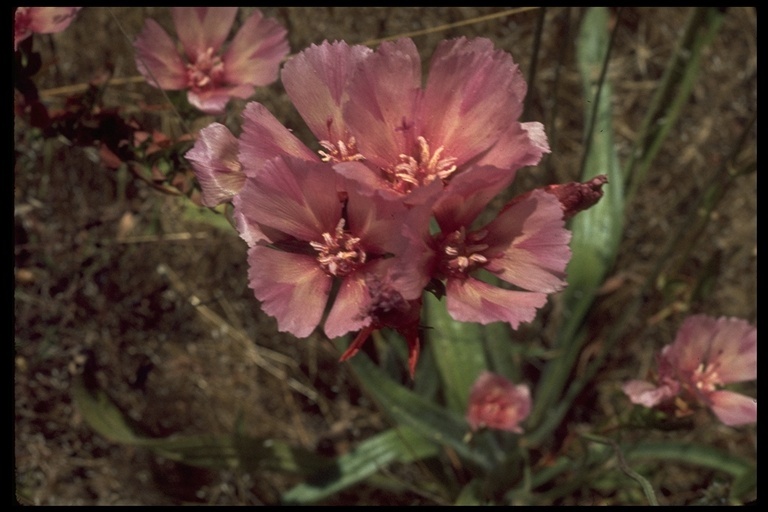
[692,362,721,393]
[384,136,457,194]
[436,227,489,279]
[187,47,225,91]
[310,219,366,277]
[318,137,365,163]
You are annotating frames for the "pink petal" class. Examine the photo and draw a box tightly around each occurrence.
[622,379,678,408]
[324,274,371,339]
[474,121,550,171]
[344,38,423,169]
[247,247,331,338]
[446,277,547,328]
[239,102,318,175]
[466,372,531,433]
[187,89,238,115]
[185,123,243,207]
[234,156,342,242]
[667,315,757,382]
[485,190,571,293]
[705,316,757,383]
[344,178,410,254]
[283,40,372,144]
[27,7,81,34]
[172,7,237,61]
[133,19,188,90]
[223,9,289,87]
[707,390,757,426]
[434,165,519,232]
[421,37,527,167]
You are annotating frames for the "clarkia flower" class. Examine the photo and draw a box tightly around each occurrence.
[14,7,81,51]
[467,371,531,433]
[232,155,426,343]
[332,37,549,201]
[623,315,757,427]
[133,8,288,115]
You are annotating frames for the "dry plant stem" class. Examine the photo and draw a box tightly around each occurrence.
[522,6,546,121]
[155,263,321,405]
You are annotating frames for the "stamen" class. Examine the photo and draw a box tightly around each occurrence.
[318,137,365,163]
[310,219,366,277]
[436,227,490,278]
[385,136,457,193]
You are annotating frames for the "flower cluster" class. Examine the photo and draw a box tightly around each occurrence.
[133,8,289,115]
[623,315,757,427]
[466,372,531,433]
[186,37,606,375]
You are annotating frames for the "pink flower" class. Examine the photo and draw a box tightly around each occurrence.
[467,372,531,433]
[15,7,81,51]
[185,123,243,207]
[232,155,426,342]
[623,315,757,427]
[133,8,289,114]
[332,37,549,200]
[411,166,572,327]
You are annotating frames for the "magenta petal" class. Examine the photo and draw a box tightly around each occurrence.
[133,19,188,90]
[239,102,318,175]
[421,37,527,167]
[344,38,423,168]
[283,40,372,144]
[172,7,236,61]
[247,247,330,338]
[703,316,756,383]
[324,275,371,339]
[185,123,243,207]
[707,390,757,426]
[234,156,342,242]
[446,278,547,328]
[344,179,410,254]
[485,191,571,293]
[223,9,289,88]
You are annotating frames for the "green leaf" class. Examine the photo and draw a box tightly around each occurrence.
[72,380,330,475]
[424,292,489,413]
[529,6,625,431]
[282,426,440,504]
[624,442,754,479]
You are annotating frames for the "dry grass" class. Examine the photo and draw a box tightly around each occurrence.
[15,7,755,505]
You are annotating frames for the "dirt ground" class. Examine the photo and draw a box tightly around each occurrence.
[14,7,756,505]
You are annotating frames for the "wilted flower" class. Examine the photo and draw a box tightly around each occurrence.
[14,7,81,51]
[133,8,288,114]
[185,123,243,206]
[467,371,531,433]
[623,315,757,427]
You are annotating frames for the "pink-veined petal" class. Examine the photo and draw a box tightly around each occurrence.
[484,191,571,293]
[247,247,330,338]
[344,38,422,169]
[344,179,410,255]
[172,7,237,61]
[324,274,371,339]
[474,121,550,171]
[239,102,318,175]
[234,156,341,242]
[133,19,188,90]
[186,90,232,115]
[283,40,372,144]
[707,390,757,426]
[421,37,527,167]
[223,9,288,87]
[446,277,547,328]
[185,123,243,207]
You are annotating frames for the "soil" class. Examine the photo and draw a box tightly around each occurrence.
[14,7,756,505]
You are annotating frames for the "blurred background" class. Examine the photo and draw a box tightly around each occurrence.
[14,7,755,505]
